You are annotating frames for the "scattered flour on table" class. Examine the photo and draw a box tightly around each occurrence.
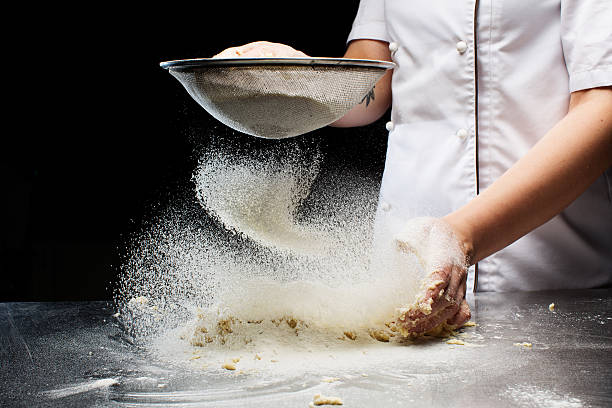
[503,384,584,408]
[41,378,119,399]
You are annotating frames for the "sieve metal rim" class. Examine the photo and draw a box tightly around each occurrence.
[159,57,395,72]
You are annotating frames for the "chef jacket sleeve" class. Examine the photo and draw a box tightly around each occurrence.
[346,0,390,44]
[561,0,612,92]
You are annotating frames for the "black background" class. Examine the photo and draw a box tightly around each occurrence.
[2,2,389,302]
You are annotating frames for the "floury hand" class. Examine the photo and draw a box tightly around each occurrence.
[393,217,471,337]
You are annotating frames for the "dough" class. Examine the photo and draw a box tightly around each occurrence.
[343,331,357,340]
[312,393,343,405]
[368,329,390,342]
[222,361,236,370]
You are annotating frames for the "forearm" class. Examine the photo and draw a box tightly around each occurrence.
[330,40,392,128]
[444,87,612,265]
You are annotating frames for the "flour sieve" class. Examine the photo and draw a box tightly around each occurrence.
[160,57,395,139]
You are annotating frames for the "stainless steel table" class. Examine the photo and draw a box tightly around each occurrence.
[1,289,611,407]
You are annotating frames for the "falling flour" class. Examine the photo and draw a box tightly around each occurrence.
[193,146,326,255]
[114,138,453,370]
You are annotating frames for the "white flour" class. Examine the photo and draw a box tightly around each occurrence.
[41,378,119,399]
[115,139,427,363]
[193,148,326,255]
[503,384,584,408]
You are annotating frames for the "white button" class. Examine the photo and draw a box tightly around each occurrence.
[389,42,399,53]
[381,201,391,212]
[456,40,468,54]
[385,121,394,131]
[456,128,469,140]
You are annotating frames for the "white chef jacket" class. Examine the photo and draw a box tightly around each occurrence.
[348,0,612,292]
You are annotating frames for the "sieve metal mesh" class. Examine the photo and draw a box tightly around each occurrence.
[161,58,394,139]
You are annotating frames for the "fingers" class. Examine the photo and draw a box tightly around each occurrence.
[400,303,459,336]
[452,274,467,306]
[236,41,274,57]
[212,47,242,58]
[403,295,453,324]
[445,264,466,301]
[400,265,469,336]
[446,299,471,329]
[212,41,308,59]
[402,270,450,322]
[399,298,471,337]
[404,264,466,322]
[445,279,470,329]
[422,268,451,307]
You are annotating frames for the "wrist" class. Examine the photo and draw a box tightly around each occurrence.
[442,214,476,266]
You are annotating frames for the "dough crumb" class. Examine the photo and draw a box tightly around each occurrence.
[222,361,236,370]
[369,329,390,342]
[446,339,464,345]
[217,318,235,335]
[386,322,399,332]
[286,317,298,329]
[313,393,343,405]
[548,303,555,312]
[462,321,477,327]
[513,342,533,348]
[321,377,341,383]
[343,331,357,340]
